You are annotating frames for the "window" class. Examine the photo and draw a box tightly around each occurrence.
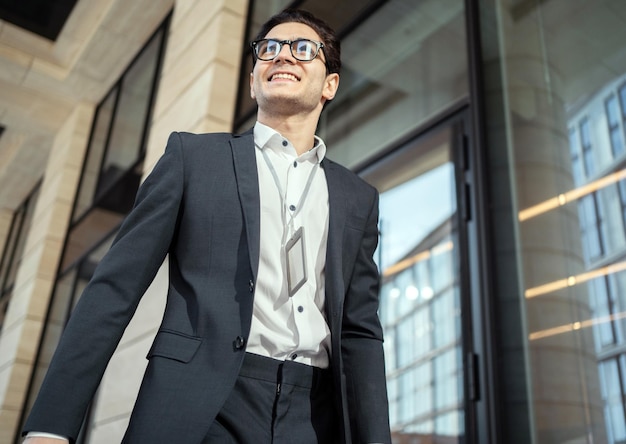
[599,357,626,443]
[362,120,464,441]
[589,276,620,350]
[606,95,624,157]
[569,128,584,186]
[578,192,606,262]
[619,83,626,129]
[617,180,626,235]
[62,22,167,271]
[0,184,40,329]
[580,118,595,177]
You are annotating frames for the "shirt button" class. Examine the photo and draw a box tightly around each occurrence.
[282,140,288,146]
[297,306,304,313]
[289,204,296,211]
[291,353,298,360]
[293,161,297,168]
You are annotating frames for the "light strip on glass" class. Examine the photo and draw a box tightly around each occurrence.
[518,168,626,222]
[525,260,626,298]
[382,241,453,278]
[529,311,626,341]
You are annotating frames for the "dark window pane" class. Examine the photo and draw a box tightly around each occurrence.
[607,95,620,125]
[619,84,626,119]
[606,95,624,157]
[580,118,594,176]
[97,30,162,200]
[73,88,118,221]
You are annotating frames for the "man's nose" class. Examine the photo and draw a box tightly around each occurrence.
[274,43,295,63]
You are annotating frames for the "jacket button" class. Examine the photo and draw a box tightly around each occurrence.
[249,280,254,292]
[234,336,246,350]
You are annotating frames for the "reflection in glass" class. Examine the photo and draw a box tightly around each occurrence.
[0,184,40,329]
[362,125,462,442]
[73,28,163,223]
[73,88,117,222]
[606,95,624,157]
[488,1,626,442]
[580,118,595,177]
[98,32,161,201]
[320,0,467,168]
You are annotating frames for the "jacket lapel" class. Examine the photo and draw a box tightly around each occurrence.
[228,140,347,316]
[322,158,347,327]
[230,130,261,279]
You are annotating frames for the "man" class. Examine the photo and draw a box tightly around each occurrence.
[24,8,391,444]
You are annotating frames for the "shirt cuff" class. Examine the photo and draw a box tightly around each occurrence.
[25,432,69,440]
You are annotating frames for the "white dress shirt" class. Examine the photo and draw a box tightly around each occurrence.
[246,122,331,368]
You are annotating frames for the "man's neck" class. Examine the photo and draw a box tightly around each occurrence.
[257,114,319,156]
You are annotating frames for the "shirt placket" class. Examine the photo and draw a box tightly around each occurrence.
[283,154,316,360]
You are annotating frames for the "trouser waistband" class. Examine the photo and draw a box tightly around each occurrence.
[239,352,332,390]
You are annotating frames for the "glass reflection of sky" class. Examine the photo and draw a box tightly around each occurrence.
[377,163,455,269]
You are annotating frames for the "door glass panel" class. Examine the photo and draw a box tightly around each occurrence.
[479,1,626,442]
[320,0,467,168]
[360,123,464,442]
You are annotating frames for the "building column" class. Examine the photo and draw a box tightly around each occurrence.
[145,0,249,171]
[0,103,94,441]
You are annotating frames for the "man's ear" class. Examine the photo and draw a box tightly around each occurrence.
[322,73,340,101]
[250,72,256,99]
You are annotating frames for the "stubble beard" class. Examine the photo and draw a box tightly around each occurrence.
[256,86,322,120]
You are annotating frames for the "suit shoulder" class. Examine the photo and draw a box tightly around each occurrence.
[174,131,234,148]
[324,158,378,196]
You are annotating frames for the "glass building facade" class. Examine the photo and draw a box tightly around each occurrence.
[2,0,626,442]
[239,0,626,442]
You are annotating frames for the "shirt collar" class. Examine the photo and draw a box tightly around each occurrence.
[254,121,326,163]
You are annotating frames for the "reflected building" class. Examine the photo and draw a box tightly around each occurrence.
[567,74,626,444]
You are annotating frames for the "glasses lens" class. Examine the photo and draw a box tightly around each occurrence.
[253,39,321,61]
[292,40,318,61]
[255,39,280,60]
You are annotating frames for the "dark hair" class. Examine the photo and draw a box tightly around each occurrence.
[253,9,341,75]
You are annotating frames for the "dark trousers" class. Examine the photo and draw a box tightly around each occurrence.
[203,353,339,443]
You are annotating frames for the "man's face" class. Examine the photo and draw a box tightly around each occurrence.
[250,22,339,118]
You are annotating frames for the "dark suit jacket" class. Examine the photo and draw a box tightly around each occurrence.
[24,130,391,443]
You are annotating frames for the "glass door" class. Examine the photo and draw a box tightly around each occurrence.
[359,111,470,443]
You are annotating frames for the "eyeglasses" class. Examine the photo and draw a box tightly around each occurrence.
[251,38,325,62]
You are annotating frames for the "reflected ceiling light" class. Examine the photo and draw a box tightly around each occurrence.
[390,287,401,299]
[518,168,626,222]
[529,311,626,341]
[383,241,454,278]
[525,260,626,298]
[406,285,419,300]
[415,323,430,338]
[421,286,434,300]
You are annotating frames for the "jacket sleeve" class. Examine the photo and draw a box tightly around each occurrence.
[23,132,186,441]
[341,189,392,444]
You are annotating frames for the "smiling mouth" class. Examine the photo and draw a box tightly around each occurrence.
[269,73,300,82]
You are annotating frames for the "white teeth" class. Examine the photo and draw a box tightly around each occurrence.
[271,73,298,81]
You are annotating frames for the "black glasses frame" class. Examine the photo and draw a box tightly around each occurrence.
[250,38,325,63]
